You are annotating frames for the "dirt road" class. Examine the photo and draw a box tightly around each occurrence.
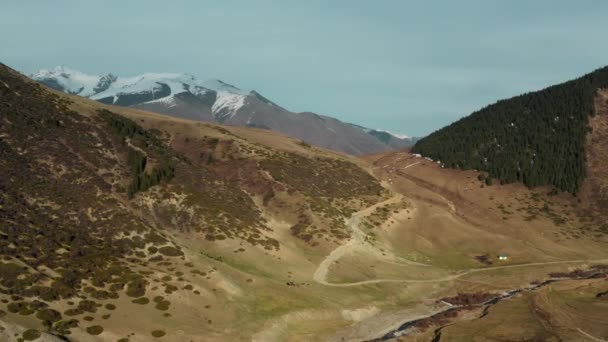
[312,194,428,286]
[313,194,608,287]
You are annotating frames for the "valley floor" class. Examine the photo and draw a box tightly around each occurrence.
[252,151,608,341]
[3,149,608,342]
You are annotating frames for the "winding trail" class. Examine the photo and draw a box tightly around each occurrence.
[402,161,420,169]
[312,151,608,341]
[312,195,608,287]
[577,328,607,342]
[312,195,428,286]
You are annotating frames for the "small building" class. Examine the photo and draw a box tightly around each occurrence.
[498,254,509,261]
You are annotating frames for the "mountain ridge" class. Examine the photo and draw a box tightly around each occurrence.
[31,66,416,155]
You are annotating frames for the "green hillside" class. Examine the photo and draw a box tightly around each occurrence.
[411,66,608,193]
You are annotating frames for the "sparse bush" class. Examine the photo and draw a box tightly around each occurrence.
[155,299,171,311]
[151,330,166,337]
[54,319,79,334]
[64,308,83,316]
[126,278,148,297]
[131,297,149,305]
[35,308,62,325]
[86,325,104,335]
[158,246,183,257]
[78,300,97,313]
[22,329,41,341]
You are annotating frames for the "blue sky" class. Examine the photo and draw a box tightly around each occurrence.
[2,1,607,136]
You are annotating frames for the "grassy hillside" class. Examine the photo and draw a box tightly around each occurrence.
[412,66,608,193]
[0,63,386,339]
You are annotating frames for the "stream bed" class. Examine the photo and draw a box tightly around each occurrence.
[366,272,606,342]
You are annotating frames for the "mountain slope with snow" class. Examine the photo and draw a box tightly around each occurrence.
[31,66,416,155]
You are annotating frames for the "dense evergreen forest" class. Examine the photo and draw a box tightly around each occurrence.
[411,66,608,193]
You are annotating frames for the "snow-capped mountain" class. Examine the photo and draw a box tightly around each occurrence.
[31,66,416,155]
[32,66,249,122]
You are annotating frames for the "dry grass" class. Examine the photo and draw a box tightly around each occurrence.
[2,65,608,341]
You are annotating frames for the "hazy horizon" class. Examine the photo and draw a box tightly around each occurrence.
[2,0,608,136]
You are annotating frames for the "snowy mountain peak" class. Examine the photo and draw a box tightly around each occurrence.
[31,65,78,78]
[94,73,117,93]
[31,67,103,96]
[31,67,252,117]
[31,67,251,96]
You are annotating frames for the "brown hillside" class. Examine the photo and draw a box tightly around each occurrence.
[0,63,387,340]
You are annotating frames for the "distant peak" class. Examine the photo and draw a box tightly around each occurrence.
[30,66,254,95]
[94,73,118,93]
[373,129,410,140]
[31,66,65,78]
[100,72,117,81]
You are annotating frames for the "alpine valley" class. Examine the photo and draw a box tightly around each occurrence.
[1,59,607,342]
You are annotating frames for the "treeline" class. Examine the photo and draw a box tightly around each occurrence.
[99,110,176,197]
[126,148,175,197]
[412,66,608,193]
[99,109,162,148]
